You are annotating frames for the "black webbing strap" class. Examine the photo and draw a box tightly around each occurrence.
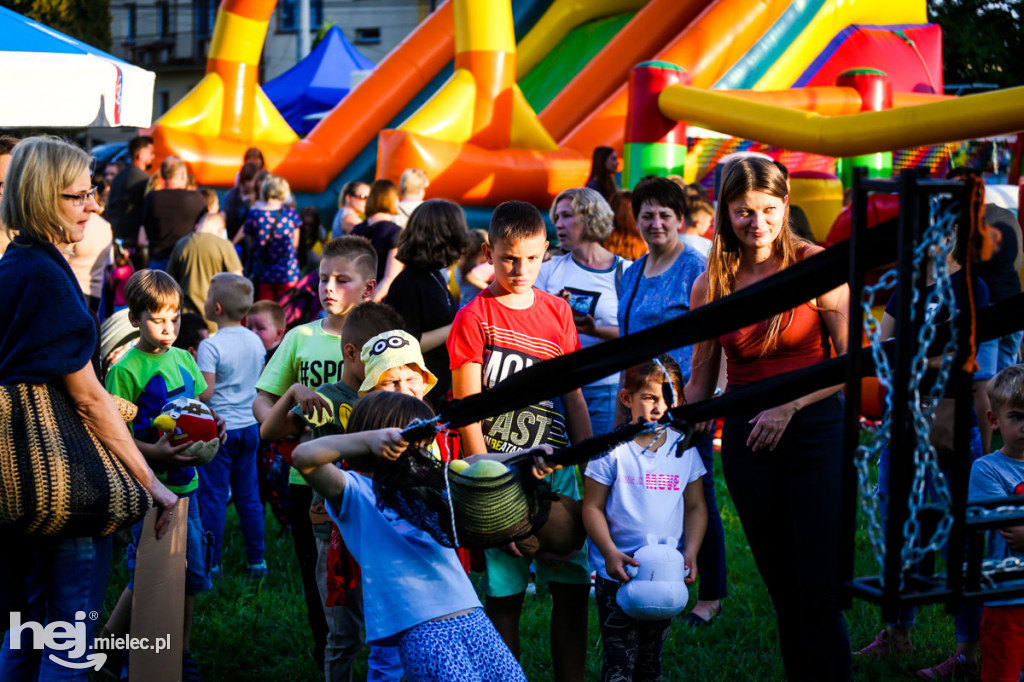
[402,290,1024,463]
[666,292,1024,426]
[437,219,900,431]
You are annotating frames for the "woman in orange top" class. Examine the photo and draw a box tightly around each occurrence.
[685,157,851,681]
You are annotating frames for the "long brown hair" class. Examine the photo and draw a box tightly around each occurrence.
[586,146,618,203]
[365,178,399,216]
[603,190,648,260]
[704,157,806,355]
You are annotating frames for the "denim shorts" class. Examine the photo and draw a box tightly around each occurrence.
[127,491,213,595]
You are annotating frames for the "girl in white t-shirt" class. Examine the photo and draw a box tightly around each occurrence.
[582,354,708,681]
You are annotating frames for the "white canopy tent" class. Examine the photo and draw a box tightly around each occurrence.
[0,5,154,128]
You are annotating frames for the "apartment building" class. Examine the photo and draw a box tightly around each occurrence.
[106,0,428,126]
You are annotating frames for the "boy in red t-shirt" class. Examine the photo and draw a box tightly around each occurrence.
[448,200,592,681]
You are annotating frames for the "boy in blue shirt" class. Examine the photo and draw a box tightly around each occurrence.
[971,365,1024,681]
[101,269,222,680]
[197,273,268,579]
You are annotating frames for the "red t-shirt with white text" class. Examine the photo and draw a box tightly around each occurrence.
[448,289,581,453]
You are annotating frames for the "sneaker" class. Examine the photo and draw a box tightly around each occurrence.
[209,565,222,581]
[854,629,914,658]
[247,561,268,580]
[916,653,980,681]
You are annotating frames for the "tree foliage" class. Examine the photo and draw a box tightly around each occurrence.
[928,0,1024,88]
[0,0,112,52]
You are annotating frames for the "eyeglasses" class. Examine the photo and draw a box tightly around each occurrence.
[353,194,369,200]
[61,186,98,206]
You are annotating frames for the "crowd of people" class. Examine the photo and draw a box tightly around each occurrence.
[0,134,1021,682]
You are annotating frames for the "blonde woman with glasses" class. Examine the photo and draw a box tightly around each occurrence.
[0,136,176,678]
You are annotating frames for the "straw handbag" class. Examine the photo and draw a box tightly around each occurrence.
[0,383,152,536]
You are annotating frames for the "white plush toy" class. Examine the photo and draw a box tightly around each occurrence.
[615,535,689,621]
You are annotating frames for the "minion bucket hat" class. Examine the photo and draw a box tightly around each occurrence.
[359,329,438,396]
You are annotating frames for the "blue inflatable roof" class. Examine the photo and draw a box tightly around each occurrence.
[263,26,375,136]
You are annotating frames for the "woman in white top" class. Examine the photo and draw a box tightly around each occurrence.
[535,187,628,436]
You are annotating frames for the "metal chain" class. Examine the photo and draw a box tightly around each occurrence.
[900,198,959,581]
[966,503,1024,520]
[855,269,897,572]
[854,195,960,587]
[964,504,1024,586]
[979,557,1024,589]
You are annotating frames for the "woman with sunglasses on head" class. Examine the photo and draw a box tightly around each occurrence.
[0,136,176,679]
[331,180,370,239]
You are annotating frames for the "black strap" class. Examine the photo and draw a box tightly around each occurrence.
[434,220,901,431]
[620,255,647,337]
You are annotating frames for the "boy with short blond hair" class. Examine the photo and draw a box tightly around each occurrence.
[252,235,377,677]
[103,269,215,678]
[197,272,267,578]
[447,200,592,680]
[971,364,1024,681]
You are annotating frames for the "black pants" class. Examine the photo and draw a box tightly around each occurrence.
[695,432,727,601]
[289,484,327,668]
[721,393,851,682]
[594,576,672,682]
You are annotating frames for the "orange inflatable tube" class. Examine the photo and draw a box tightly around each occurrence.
[539,0,710,143]
[377,0,590,206]
[378,130,589,204]
[274,1,454,191]
[152,1,455,190]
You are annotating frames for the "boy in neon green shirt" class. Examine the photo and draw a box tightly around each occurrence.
[252,236,377,676]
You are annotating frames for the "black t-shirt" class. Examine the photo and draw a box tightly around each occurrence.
[105,165,150,241]
[352,219,402,281]
[142,189,208,260]
[384,266,458,406]
[222,187,251,241]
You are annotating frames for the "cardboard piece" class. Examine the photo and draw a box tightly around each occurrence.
[130,499,187,682]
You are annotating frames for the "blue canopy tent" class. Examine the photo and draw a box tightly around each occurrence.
[0,5,154,127]
[263,26,375,136]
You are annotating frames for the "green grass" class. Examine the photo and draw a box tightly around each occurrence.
[99,450,963,681]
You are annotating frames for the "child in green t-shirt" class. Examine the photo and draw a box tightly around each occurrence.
[101,269,223,679]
